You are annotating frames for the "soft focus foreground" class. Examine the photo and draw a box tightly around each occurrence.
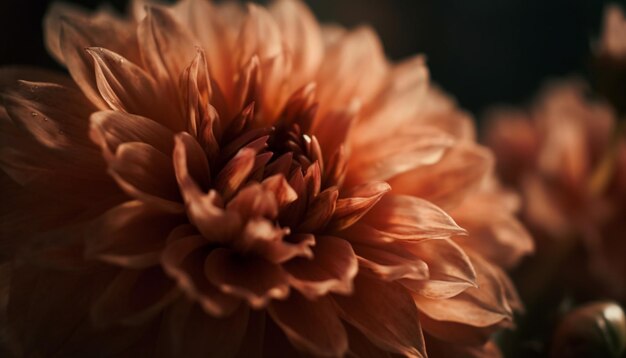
[0,0,532,357]
[484,5,626,358]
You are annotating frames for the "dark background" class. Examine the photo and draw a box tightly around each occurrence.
[0,0,622,117]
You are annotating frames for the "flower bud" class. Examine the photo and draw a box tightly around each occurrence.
[551,301,626,358]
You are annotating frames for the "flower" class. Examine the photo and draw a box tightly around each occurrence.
[0,0,531,356]
[485,81,626,302]
[551,301,626,358]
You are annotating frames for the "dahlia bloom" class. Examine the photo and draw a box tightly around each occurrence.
[486,81,626,302]
[0,0,531,356]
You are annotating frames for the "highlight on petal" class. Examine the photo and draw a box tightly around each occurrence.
[389,144,494,210]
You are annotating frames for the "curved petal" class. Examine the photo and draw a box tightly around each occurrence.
[329,181,390,231]
[400,238,477,299]
[3,80,97,150]
[86,47,181,131]
[389,144,494,210]
[353,243,429,281]
[108,142,183,213]
[349,126,455,184]
[86,201,184,269]
[356,55,429,142]
[137,5,197,91]
[298,187,338,232]
[451,190,534,269]
[205,248,290,308]
[161,235,241,317]
[215,148,256,201]
[90,110,174,162]
[414,253,513,329]
[359,194,467,241]
[284,236,357,299]
[158,299,249,358]
[270,0,323,90]
[333,275,427,358]
[91,266,179,327]
[316,27,388,116]
[268,293,348,357]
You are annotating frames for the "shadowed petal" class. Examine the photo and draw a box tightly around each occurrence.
[205,248,290,308]
[109,142,183,213]
[159,299,249,358]
[298,187,338,232]
[333,275,427,358]
[86,47,181,131]
[91,266,179,327]
[3,80,97,150]
[285,236,357,299]
[161,235,241,317]
[215,148,256,201]
[86,201,184,268]
[268,293,348,357]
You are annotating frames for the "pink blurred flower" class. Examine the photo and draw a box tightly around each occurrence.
[486,81,626,302]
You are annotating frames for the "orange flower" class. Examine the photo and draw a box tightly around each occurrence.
[486,81,626,302]
[0,1,531,356]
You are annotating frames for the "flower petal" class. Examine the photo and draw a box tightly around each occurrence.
[268,293,348,357]
[329,181,391,231]
[90,110,174,162]
[414,252,513,328]
[161,235,241,317]
[333,275,427,358]
[108,142,183,213]
[205,248,290,308]
[215,148,256,201]
[138,5,197,90]
[270,0,323,90]
[400,238,477,299]
[353,243,429,281]
[360,194,467,241]
[3,80,97,150]
[86,47,181,131]
[316,27,388,116]
[284,236,358,299]
[86,201,184,269]
[91,266,179,327]
[349,126,455,184]
[389,144,493,210]
[298,187,338,232]
[159,299,249,358]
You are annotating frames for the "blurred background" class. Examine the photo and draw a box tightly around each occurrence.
[0,0,621,116]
